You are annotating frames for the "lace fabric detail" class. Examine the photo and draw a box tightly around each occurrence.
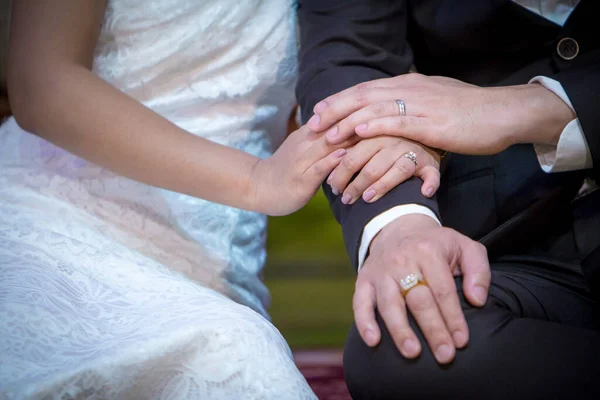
[0,0,312,398]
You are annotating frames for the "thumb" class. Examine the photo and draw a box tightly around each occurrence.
[456,236,491,307]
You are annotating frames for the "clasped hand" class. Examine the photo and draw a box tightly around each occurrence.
[253,123,442,216]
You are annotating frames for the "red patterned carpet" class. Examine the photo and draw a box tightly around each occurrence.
[294,350,351,400]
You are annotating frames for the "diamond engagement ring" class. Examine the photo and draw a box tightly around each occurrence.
[400,273,426,297]
[395,99,406,116]
[401,151,418,167]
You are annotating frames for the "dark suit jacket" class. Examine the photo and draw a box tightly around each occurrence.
[296,0,600,294]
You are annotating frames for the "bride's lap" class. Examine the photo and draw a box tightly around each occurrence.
[0,206,314,399]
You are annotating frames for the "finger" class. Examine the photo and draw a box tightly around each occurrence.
[376,278,421,359]
[361,156,416,203]
[306,148,347,184]
[341,148,396,205]
[355,116,435,147]
[342,148,398,204]
[308,86,394,142]
[333,100,429,144]
[419,253,469,349]
[353,278,380,347]
[415,165,441,198]
[299,130,359,173]
[458,238,491,307]
[309,78,396,129]
[328,140,385,198]
[404,284,456,364]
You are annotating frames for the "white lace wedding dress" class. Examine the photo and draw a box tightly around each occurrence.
[0,0,316,398]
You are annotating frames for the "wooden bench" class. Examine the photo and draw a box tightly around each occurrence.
[1,0,11,119]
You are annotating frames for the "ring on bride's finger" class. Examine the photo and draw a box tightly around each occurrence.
[395,99,406,116]
[401,151,418,167]
[400,273,427,298]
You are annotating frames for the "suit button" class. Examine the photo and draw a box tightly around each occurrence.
[557,37,579,60]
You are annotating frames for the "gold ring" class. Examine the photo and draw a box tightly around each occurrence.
[400,273,427,297]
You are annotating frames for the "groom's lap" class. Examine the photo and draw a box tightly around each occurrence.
[343,260,600,400]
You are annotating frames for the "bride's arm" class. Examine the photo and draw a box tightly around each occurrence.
[9,0,265,210]
[9,0,353,217]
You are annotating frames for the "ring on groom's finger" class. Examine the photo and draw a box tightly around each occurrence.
[400,273,427,298]
[395,99,406,116]
[401,151,418,167]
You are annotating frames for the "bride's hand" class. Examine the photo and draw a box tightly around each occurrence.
[327,136,441,205]
[251,125,357,216]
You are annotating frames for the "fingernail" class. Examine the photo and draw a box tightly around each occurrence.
[402,339,419,356]
[314,101,328,113]
[341,193,351,204]
[363,189,376,202]
[473,285,488,306]
[335,148,346,157]
[452,330,467,348]
[331,186,340,196]
[365,329,377,346]
[355,123,368,133]
[307,114,320,129]
[326,126,338,140]
[327,171,335,183]
[435,344,454,363]
[425,187,434,197]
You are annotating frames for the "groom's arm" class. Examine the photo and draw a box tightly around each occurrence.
[297,0,440,269]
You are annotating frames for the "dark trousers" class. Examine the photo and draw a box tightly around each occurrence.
[344,149,600,399]
[344,256,600,399]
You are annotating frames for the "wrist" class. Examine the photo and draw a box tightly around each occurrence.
[500,84,575,147]
[246,156,266,213]
[370,213,440,253]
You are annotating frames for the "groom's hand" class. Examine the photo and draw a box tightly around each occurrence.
[307,74,574,155]
[354,214,491,364]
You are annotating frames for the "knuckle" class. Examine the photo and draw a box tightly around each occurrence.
[372,180,390,195]
[354,82,370,107]
[363,165,381,181]
[341,154,358,170]
[344,185,359,198]
[352,298,368,313]
[388,324,410,339]
[311,163,325,176]
[415,240,435,254]
[393,160,412,176]
[394,117,407,129]
[390,252,409,267]
[478,242,488,256]
[406,289,435,312]
[378,291,396,306]
[370,102,387,117]
[431,284,455,302]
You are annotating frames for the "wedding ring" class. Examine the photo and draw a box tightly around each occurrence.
[401,151,418,167]
[400,273,426,297]
[395,99,406,116]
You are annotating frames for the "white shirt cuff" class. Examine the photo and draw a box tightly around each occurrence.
[357,205,441,272]
[529,76,593,172]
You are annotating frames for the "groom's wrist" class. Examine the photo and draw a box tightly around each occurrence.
[499,84,575,147]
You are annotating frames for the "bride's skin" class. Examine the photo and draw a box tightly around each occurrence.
[8,0,347,216]
[9,0,440,216]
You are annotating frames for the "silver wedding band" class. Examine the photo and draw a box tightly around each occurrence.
[401,151,418,167]
[395,99,406,116]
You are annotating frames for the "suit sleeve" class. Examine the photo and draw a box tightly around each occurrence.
[553,63,600,174]
[296,0,440,269]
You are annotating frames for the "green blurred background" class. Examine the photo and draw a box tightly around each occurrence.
[265,189,356,349]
